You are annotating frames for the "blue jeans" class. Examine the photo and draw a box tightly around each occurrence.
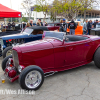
[69,29,75,35]
[83,31,87,35]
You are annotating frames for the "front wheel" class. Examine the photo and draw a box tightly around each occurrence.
[1,55,12,71]
[2,46,12,58]
[19,65,44,90]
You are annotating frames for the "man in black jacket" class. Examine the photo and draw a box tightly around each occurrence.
[8,22,11,29]
[68,19,77,35]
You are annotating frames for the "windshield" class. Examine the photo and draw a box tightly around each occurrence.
[43,31,65,41]
[22,28,33,34]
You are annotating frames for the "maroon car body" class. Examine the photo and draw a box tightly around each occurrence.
[47,23,60,31]
[2,31,100,90]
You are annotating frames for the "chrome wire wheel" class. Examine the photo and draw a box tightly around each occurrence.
[25,70,42,89]
[6,49,12,57]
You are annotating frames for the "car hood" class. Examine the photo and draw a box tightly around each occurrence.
[0,33,29,40]
[13,38,54,53]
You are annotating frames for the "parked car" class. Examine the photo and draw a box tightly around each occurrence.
[0,26,49,58]
[2,31,100,90]
[47,23,60,31]
[90,23,100,36]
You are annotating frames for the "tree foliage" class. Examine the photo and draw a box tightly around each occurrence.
[21,0,33,21]
[33,0,99,21]
[34,0,50,21]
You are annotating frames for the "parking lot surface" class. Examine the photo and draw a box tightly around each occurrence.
[0,57,100,100]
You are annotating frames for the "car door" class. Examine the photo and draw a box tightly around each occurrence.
[64,39,92,67]
[51,40,66,68]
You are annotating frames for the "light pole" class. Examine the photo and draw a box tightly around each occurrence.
[10,0,12,22]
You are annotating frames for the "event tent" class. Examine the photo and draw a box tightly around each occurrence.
[0,4,21,18]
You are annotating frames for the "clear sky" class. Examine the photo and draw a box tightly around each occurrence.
[0,0,23,11]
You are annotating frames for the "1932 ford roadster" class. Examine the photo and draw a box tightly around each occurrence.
[2,31,100,90]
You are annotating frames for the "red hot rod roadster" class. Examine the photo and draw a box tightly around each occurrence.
[2,31,100,90]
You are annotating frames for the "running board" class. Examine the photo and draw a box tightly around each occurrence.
[44,71,57,77]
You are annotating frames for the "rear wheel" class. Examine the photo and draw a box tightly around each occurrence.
[19,65,44,90]
[2,46,12,58]
[94,47,100,68]
[1,55,12,71]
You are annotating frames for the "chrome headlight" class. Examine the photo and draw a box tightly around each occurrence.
[18,65,23,73]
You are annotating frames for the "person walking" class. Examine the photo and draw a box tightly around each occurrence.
[12,21,15,30]
[8,22,11,29]
[68,19,77,35]
[83,19,88,35]
[87,20,92,35]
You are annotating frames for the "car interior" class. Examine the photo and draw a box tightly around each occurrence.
[65,35,89,42]
[31,30,43,35]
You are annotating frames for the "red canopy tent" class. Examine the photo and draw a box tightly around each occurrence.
[0,4,21,18]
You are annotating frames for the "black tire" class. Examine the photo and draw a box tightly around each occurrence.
[94,47,100,68]
[2,46,12,58]
[19,65,44,90]
[1,55,12,71]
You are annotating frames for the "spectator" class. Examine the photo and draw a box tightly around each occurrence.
[87,20,92,35]
[8,22,11,29]
[68,19,77,35]
[59,20,63,32]
[43,21,48,26]
[37,19,43,26]
[1,23,3,30]
[30,20,33,26]
[83,19,88,35]
[23,22,26,29]
[59,19,67,33]
[93,20,98,28]
[12,21,15,30]
[26,23,31,27]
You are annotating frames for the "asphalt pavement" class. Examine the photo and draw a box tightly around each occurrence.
[0,56,100,100]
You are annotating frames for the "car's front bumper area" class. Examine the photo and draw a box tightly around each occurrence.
[4,58,19,82]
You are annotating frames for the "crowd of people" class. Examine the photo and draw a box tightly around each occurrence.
[83,19,99,35]
[7,21,15,30]
[59,19,77,35]
[1,18,99,35]
[59,19,100,35]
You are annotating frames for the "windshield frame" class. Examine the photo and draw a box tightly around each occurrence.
[43,31,65,42]
[21,28,33,35]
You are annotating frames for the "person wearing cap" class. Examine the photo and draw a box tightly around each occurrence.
[68,19,77,35]
[59,19,67,33]
[93,20,98,28]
